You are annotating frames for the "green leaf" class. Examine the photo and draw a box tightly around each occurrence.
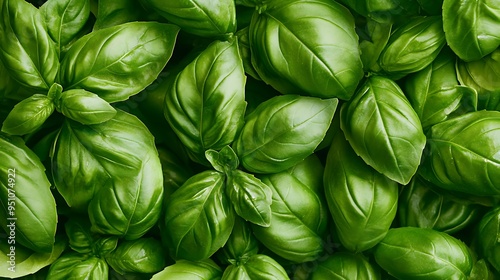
[249,0,363,99]
[358,18,392,73]
[55,89,116,125]
[405,48,478,129]
[419,110,500,196]
[93,0,156,30]
[443,0,500,61]
[205,145,240,174]
[164,39,247,164]
[378,16,446,77]
[374,227,473,279]
[221,254,289,280]
[51,109,164,239]
[477,207,500,272]
[0,238,66,278]
[0,0,59,90]
[1,94,55,136]
[339,0,420,22]
[60,21,180,102]
[40,0,91,54]
[399,177,482,234]
[234,95,338,174]
[253,155,328,263]
[324,126,398,253]
[46,253,109,280]
[310,252,380,280]
[151,259,222,280]
[227,170,272,227]
[145,0,236,37]
[64,217,93,254]
[218,217,259,265]
[456,48,500,111]
[162,171,235,261]
[0,135,57,253]
[340,76,426,185]
[106,238,166,275]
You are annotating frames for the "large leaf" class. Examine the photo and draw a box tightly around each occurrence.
[60,21,179,102]
[162,171,235,261]
[40,0,91,54]
[340,76,426,185]
[443,0,500,61]
[0,0,59,90]
[476,207,500,272]
[51,109,164,239]
[0,135,57,253]
[419,110,500,196]
[252,155,328,263]
[234,95,337,174]
[145,0,236,37]
[324,126,398,253]
[249,0,363,99]
[164,39,246,164]
[374,227,473,279]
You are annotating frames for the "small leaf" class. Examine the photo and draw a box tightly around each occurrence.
[205,145,239,174]
[2,94,55,136]
[227,170,272,227]
[55,89,116,125]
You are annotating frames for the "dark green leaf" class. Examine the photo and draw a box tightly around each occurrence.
[106,238,166,275]
[1,94,55,136]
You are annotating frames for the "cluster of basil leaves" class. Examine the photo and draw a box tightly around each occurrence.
[0,0,499,279]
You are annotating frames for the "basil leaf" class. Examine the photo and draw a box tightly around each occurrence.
[227,170,272,227]
[0,135,57,253]
[443,0,500,61]
[0,238,66,278]
[253,155,328,263]
[0,0,59,90]
[234,95,337,174]
[456,48,500,111]
[405,47,478,129]
[324,126,398,253]
[235,26,261,80]
[218,217,259,265]
[476,207,500,272]
[151,259,223,280]
[40,0,91,54]
[374,227,473,279]
[1,94,55,136]
[358,18,392,73]
[54,89,116,125]
[93,0,155,30]
[162,171,235,261]
[310,252,380,280]
[340,76,426,185]
[52,109,164,239]
[164,39,246,164]
[378,16,446,78]
[64,218,93,254]
[144,0,236,37]
[419,110,500,196]
[222,254,289,280]
[399,177,482,234]
[106,238,166,275]
[60,22,180,102]
[46,253,109,280]
[206,146,240,174]
[339,0,420,22]
[249,0,363,99]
